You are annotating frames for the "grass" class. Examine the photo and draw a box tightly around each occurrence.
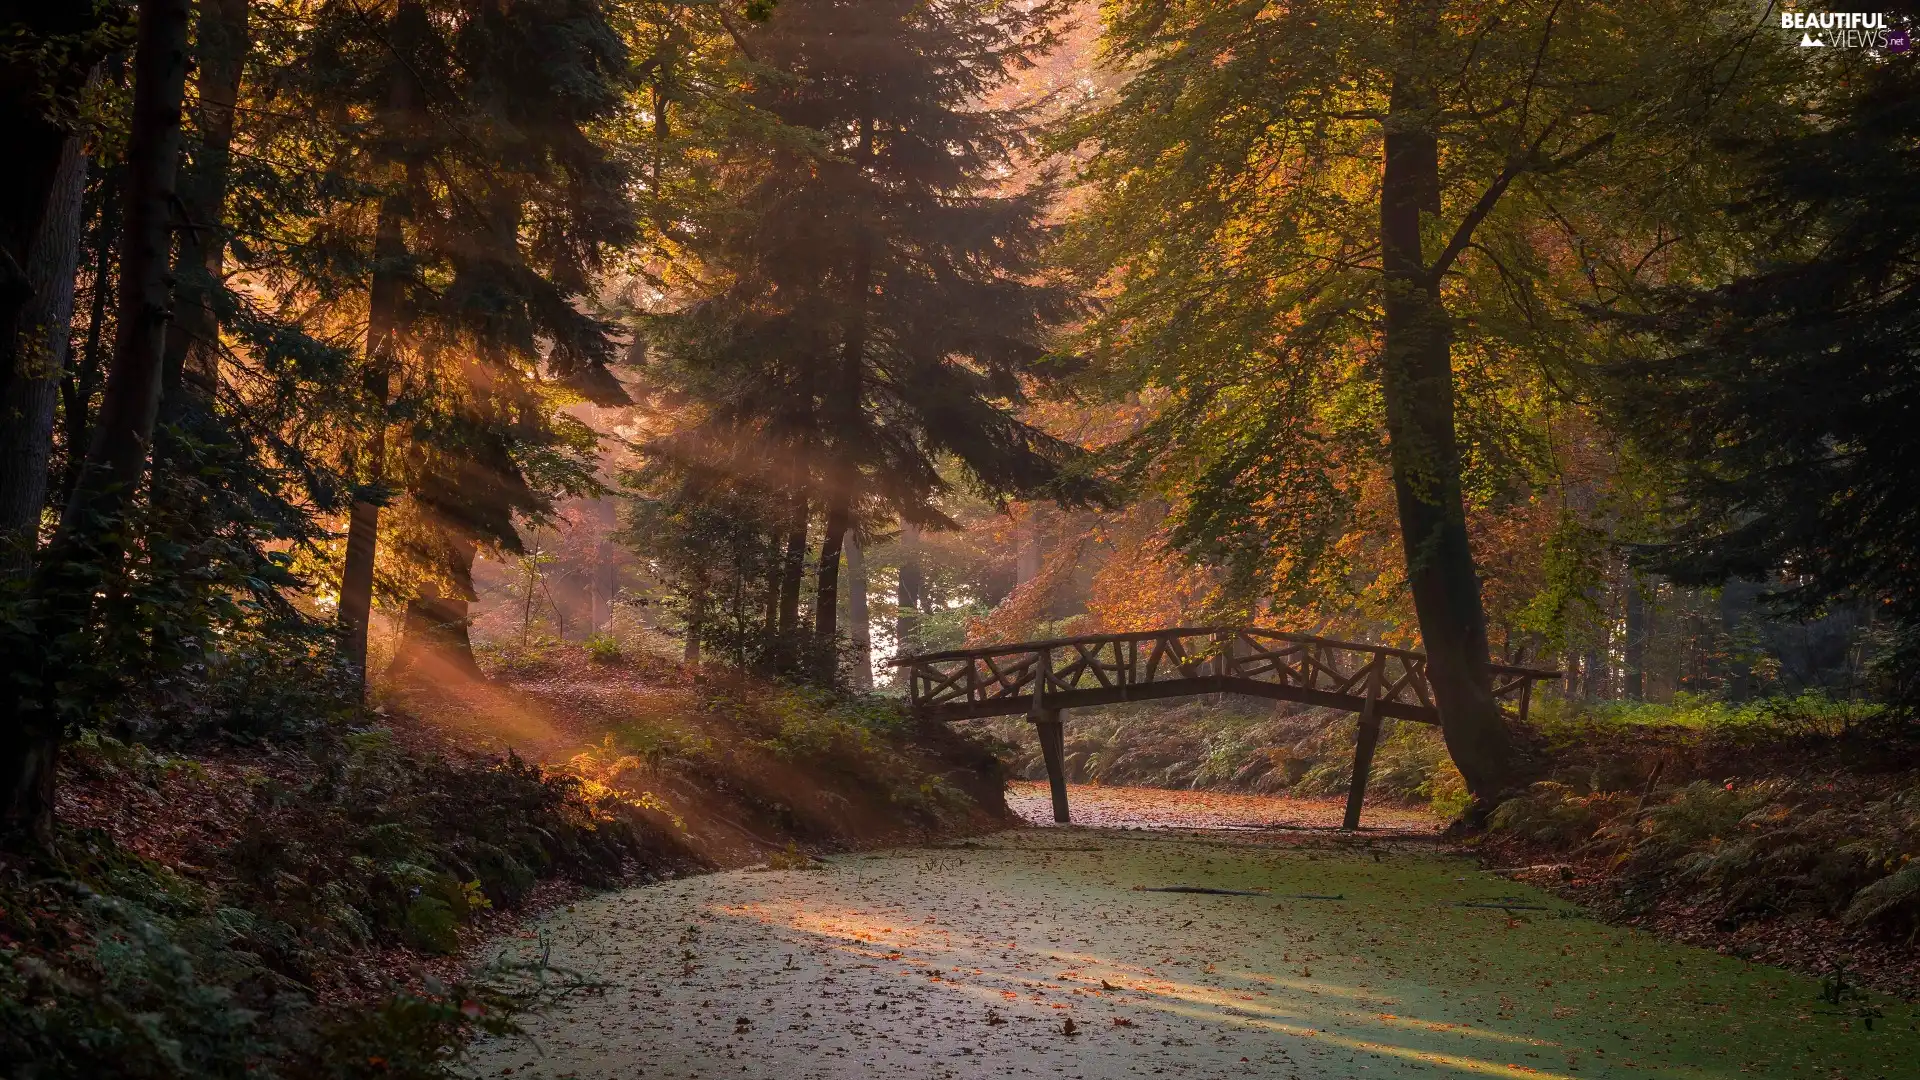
[1531,690,1885,734]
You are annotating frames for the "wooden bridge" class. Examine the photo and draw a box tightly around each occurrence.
[890,627,1558,830]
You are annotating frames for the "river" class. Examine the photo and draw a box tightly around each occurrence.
[470,785,1912,1079]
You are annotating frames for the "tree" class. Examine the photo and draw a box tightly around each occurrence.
[0,3,117,481]
[646,0,1100,679]
[1603,46,1920,708]
[0,114,88,569]
[294,0,642,682]
[2,0,193,845]
[1058,0,1799,816]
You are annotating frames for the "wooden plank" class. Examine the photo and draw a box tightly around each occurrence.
[1080,642,1114,688]
[1143,636,1167,682]
[922,661,968,699]
[1380,664,1420,704]
[1406,658,1435,708]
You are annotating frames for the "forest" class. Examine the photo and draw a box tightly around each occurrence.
[2,1,1918,1077]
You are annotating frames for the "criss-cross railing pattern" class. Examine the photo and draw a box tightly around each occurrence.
[894,626,1554,724]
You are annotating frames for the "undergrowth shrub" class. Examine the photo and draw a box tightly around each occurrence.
[686,677,989,828]
[227,730,675,966]
[1846,861,1920,941]
[584,633,621,664]
[109,633,363,748]
[1491,782,1616,847]
[0,871,263,1080]
[999,699,1467,814]
[2,724,683,1079]
[285,961,594,1080]
[1491,772,1920,941]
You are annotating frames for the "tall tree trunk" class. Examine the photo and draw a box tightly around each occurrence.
[761,533,781,639]
[144,0,247,664]
[337,9,423,685]
[158,0,246,426]
[845,531,871,690]
[0,128,87,570]
[1378,57,1516,819]
[2,0,193,849]
[813,112,873,663]
[335,190,407,683]
[683,580,703,664]
[1718,581,1755,700]
[390,532,479,680]
[60,174,118,510]
[776,490,808,636]
[592,495,616,633]
[1624,583,1647,701]
[814,501,847,642]
[895,520,922,673]
[0,7,106,428]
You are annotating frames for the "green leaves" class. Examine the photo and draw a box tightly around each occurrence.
[1057,0,1805,621]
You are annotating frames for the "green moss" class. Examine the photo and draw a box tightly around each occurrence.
[1011,835,1920,1076]
[483,833,1920,1079]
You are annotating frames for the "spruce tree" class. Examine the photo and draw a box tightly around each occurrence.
[1605,51,1920,708]
[647,0,1097,678]
[2,0,193,846]
[290,0,642,681]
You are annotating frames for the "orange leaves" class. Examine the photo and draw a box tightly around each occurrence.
[1083,511,1222,633]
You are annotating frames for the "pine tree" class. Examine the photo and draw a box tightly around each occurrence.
[290,0,643,681]
[2,0,194,847]
[1604,48,1920,709]
[646,0,1098,679]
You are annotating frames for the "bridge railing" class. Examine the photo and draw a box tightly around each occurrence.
[890,626,1556,724]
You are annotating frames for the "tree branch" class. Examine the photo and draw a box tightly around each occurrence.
[1428,129,1613,284]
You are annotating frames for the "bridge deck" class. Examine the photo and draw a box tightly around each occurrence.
[889,627,1558,829]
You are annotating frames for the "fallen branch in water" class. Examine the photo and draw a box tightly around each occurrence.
[1135,885,1268,896]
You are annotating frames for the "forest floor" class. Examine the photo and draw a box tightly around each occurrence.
[1000,780,1439,833]
[5,645,1013,1078]
[396,648,1013,867]
[469,785,1916,1080]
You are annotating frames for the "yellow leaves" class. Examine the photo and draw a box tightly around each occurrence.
[561,734,687,829]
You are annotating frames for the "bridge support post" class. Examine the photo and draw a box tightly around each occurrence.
[1342,662,1384,831]
[1035,709,1070,824]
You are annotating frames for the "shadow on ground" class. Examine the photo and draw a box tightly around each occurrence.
[473,788,1914,1079]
